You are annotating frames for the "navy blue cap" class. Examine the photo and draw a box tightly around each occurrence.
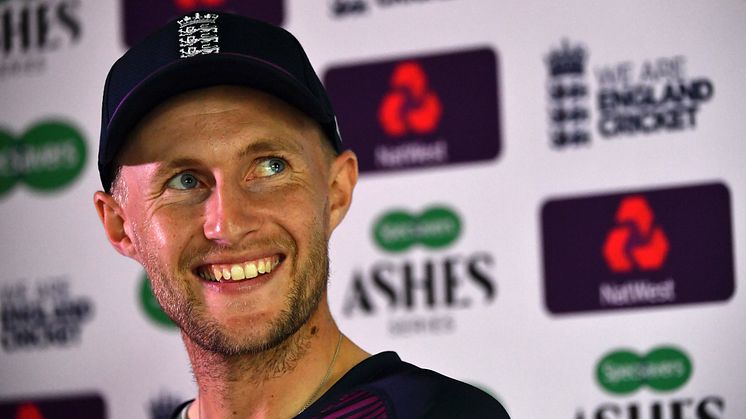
[99,11,342,192]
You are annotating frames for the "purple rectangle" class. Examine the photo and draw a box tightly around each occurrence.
[0,394,106,418]
[323,48,501,174]
[541,182,734,314]
[122,0,284,47]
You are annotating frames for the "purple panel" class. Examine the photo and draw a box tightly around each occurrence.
[0,394,106,418]
[122,0,284,47]
[324,48,501,174]
[541,182,734,314]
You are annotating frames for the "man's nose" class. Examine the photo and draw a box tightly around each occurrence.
[203,180,258,245]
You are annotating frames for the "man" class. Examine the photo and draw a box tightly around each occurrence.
[94,11,509,419]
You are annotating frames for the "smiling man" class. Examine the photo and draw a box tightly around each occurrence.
[94,11,508,419]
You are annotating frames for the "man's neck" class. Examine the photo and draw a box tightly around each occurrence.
[183,306,368,419]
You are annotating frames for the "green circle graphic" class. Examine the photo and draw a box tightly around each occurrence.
[21,121,87,191]
[0,129,18,196]
[139,273,177,329]
[596,350,643,395]
[596,346,693,395]
[374,210,417,253]
[418,207,461,249]
[645,346,692,392]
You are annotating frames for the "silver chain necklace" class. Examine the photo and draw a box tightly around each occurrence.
[297,332,344,415]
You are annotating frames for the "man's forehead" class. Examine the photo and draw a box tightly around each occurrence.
[118,86,322,163]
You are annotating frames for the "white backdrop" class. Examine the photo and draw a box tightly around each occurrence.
[1,1,744,418]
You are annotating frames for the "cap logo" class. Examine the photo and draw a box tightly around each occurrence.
[177,12,220,58]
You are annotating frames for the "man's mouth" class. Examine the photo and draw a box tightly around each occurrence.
[197,255,282,283]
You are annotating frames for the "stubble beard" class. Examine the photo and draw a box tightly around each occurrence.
[135,226,329,359]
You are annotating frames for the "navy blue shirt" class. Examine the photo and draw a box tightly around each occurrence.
[173,352,510,418]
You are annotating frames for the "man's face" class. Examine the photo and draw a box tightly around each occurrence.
[108,86,348,355]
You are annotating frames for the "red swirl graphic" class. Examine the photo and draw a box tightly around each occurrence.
[378,61,442,137]
[603,196,669,272]
[15,403,43,419]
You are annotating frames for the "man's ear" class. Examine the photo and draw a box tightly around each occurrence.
[327,150,358,235]
[93,191,138,261]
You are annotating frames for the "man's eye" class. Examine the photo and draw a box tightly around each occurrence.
[167,172,200,190]
[256,158,286,177]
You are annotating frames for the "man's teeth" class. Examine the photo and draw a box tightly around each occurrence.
[200,256,280,282]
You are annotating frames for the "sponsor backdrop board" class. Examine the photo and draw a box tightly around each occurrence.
[1,1,744,418]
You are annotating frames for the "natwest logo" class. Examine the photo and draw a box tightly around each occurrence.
[378,62,442,137]
[324,48,500,174]
[343,205,497,337]
[542,182,734,314]
[122,0,284,47]
[603,196,669,272]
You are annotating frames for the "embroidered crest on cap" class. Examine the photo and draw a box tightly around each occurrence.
[177,12,220,58]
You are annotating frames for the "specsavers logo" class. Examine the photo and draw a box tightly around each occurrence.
[576,345,724,419]
[597,347,691,395]
[0,120,87,197]
[343,205,497,337]
[373,206,459,252]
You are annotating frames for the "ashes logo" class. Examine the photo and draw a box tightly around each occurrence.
[177,12,220,58]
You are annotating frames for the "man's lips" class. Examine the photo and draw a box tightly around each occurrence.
[196,255,282,283]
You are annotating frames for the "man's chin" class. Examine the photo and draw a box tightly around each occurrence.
[180,315,298,357]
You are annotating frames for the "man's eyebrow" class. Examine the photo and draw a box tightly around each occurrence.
[151,157,203,181]
[149,138,304,180]
[237,138,303,158]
